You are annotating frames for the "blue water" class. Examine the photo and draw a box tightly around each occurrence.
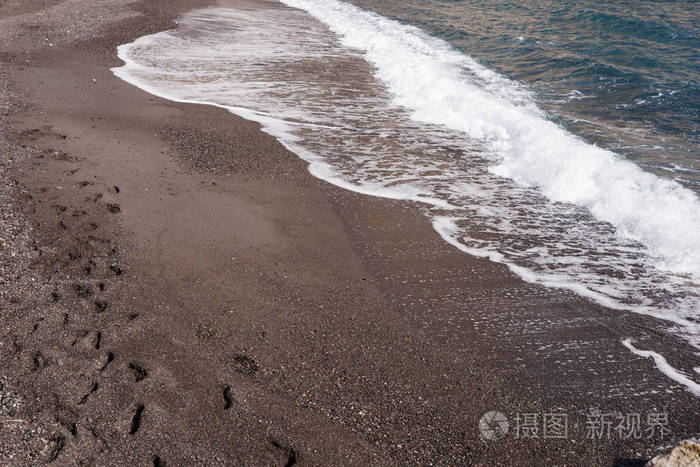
[349,0,700,191]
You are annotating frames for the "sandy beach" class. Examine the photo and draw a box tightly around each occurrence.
[0,0,698,465]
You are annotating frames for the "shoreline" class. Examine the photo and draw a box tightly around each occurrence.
[1,0,698,464]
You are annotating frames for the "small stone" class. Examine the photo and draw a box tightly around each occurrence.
[646,441,700,466]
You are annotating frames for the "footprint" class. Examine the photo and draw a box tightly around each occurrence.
[106,203,120,213]
[74,283,92,298]
[50,150,77,161]
[99,352,114,372]
[233,354,258,375]
[71,330,90,347]
[129,404,145,435]
[55,416,77,437]
[128,362,148,382]
[223,385,233,410]
[31,319,42,333]
[269,438,298,467]
[46,435,65,462]
[32,351,47,371]
[94,300,108,313]
[78,382,98,405]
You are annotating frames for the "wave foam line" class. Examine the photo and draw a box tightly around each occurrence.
[111,45,455,212]
[432,216,700,336]
[622,338,700,398]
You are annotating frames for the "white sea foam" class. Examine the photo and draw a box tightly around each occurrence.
[112,1,700,367]
[622,339,700,398]
[281,0,700,279]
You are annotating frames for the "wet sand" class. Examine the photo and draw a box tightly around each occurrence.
[0,0,697,465]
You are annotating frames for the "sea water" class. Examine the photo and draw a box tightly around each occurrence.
[112,0,700,394]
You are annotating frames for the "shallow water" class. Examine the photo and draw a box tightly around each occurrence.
[112,0,700,388]
[349,0,700,187]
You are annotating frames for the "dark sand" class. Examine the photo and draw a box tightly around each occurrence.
[0,0,697,465]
